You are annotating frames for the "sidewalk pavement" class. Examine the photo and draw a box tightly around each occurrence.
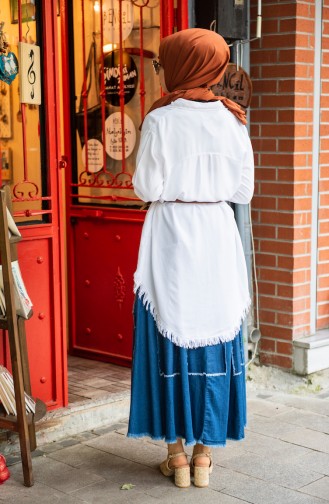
[2,388,329,503]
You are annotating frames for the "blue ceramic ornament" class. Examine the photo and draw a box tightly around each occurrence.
[0,52,19,85]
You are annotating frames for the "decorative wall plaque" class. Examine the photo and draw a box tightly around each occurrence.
[105,112,136,161]
[18,42,41,105]
[82,139,104,173]
[213,63,252,109]
[103,50,138,106]
[103,0,134,44]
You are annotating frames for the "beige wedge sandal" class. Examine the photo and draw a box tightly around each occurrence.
[159,451,191,488]
[190,452,213,488]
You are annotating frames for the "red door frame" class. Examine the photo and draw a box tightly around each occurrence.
[60,0,189,365]
[0,0,67,409]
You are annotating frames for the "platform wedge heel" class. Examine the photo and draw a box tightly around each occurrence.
[191,452,213,488]
[159,452,190,488]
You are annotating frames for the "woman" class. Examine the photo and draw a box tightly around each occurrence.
[127,28,254,489]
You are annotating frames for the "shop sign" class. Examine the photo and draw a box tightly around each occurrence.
[18,42,41,105]
[214,63,252,108]
[103,0,134,44]
[103,50,138,106]
[82,139,103,173]
[105,112,136,160]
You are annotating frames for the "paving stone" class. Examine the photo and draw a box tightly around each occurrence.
[92,423,127,435]
[84,431,167,468]
[240,430,308,458]
[48,444,158,483]
[17,456,105,493]
[72,480,159,504]
[280,427,329,454]
[220,451,323,490]
[0,481,85,503]
[220,473,327,504]
[146,484,247,503]
[300,476,329,501]
[247,399,293,418]
[276,408,329,434]
[293,451,329,476]
[266,394,329,416]
[72,431,99,442]
[246,414,300,439]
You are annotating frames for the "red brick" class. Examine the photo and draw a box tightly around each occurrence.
[318,303,329,316]
[259,310,276,324]
[261,34,296,49]
[255,167,277,180]
[277,284,294,298]
[319,276,329,289]
[280,18,297,33]
[254,224,276,240]
[260,211,293,225]
[259,267,294,283]
[260,296,293,312]
[259,324,293,341]
[261,93,295,107]
[260,338,276,352]
[319,221,329,234]
[251,196,277,210]
[258,281,277,296]
[317,290,329,303]
[261,154,294,168]
[318,263,329,275]
[251,51,279,65]
[276,341,293,355]
[260,352,292,369]
[317,317,329,329]
[260,240,293,256]
[261,183,294,196]
[319,249,329,262]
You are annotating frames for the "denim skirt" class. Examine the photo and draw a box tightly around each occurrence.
[127,294,247,447]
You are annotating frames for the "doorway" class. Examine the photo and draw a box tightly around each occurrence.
[61,1,188,368]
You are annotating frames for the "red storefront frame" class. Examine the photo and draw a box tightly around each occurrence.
[61,1,189,368]
[0,0,68,410]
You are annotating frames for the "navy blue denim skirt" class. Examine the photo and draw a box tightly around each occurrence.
[127,294,247,447]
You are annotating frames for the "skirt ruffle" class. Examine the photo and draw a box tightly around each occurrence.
[127,293,247,447]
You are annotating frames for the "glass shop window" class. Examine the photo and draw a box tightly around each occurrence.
[0,0,48,223]
[71,0,161,206]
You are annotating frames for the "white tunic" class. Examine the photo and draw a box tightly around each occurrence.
[133,98,254,349]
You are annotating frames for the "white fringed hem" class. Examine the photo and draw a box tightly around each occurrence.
[134,280,251,349]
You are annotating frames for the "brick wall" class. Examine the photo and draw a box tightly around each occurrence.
[250,0,321,369]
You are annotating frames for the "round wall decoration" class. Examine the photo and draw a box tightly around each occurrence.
[103,0,134,44]
[105,112,136,160]
[103,50,138,106]
[82,139,104,173]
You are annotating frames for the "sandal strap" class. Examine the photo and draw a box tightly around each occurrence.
[191,452,212,468]
[168,451,187,460]
[192,452,212,460]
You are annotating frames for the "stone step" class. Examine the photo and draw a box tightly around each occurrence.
[0,390,130,457]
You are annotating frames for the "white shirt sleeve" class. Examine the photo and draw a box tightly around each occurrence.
[229,130,254,205]
[132,126,164,202]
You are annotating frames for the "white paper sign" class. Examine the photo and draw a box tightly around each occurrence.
[18,42,41,105]
[103,0,134,44]
[82,139,104,173]
[105,112,136,161]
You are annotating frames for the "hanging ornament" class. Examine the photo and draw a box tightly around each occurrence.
[0,22,19,85]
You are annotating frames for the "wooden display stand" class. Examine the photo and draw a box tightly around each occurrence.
[0,187,36,487]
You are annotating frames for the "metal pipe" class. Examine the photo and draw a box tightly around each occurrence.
[310,0,323,334]
[256,0,262,38]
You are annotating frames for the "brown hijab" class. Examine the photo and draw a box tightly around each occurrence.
[145,28,246,125]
